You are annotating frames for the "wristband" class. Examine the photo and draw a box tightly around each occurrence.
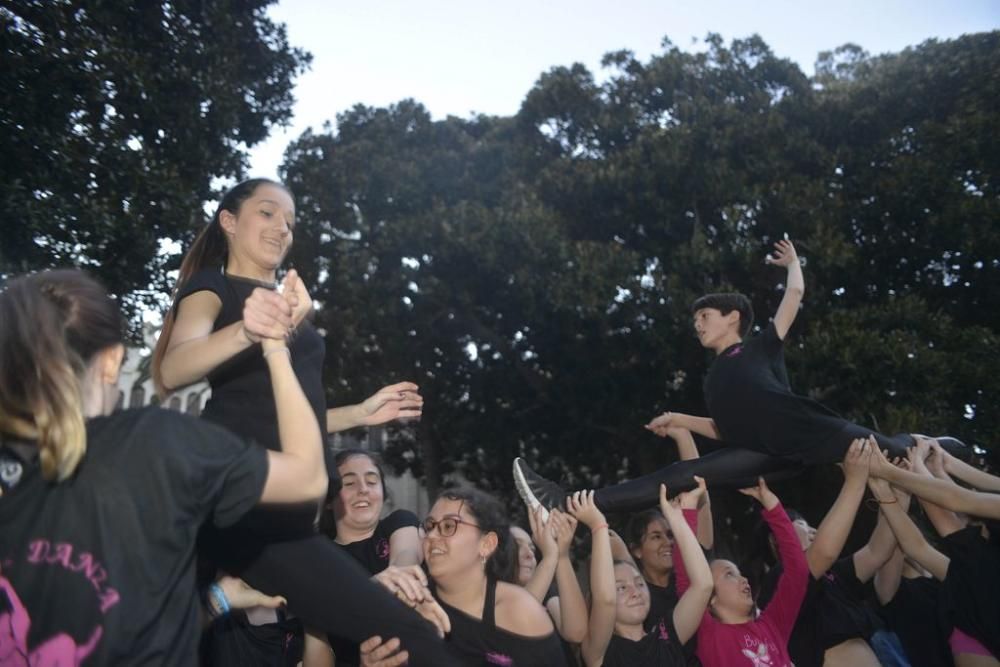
[591,523,609,533]
[208,582,231,617]
[263,347,291,360]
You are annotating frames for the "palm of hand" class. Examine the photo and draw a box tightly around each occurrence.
[360,400,404,426]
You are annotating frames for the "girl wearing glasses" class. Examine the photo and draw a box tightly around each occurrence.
[364,488,568,666]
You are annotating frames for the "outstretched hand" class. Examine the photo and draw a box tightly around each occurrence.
[765,238,799,268]
[566,490,606,530]
[645,412,677,437]
[841,437,872,482]
[357,382,423,426]
[738,477,779,511]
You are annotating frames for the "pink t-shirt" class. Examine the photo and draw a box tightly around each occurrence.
[675,504,808,667]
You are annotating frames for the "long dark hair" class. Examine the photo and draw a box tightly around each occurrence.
[319,448,390,540]
[436,487,518,584]
[150,178,289,396]
[0,270,123,481]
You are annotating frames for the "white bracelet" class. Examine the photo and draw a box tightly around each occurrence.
[263,347,291,360]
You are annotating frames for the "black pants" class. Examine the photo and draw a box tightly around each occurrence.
[202,512,459,667]
[594,423,917,514]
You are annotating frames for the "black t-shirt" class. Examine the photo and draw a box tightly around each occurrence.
[175,268,326,452]
[940,525,1000,658]
[702,322,847,461]
[601,615,687,667]
[883,575,954,667]
[327,510,421,666]
[643,578,678,632]
[437,577,567,666]
[758,556,880,667]
[0,407,268,665]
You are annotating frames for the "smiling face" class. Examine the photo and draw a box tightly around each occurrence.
[219,183,296,274]
[614,562,651,626]
[422,497,495,583]
[632,516,673,577]
[692,307,741,351]
[710,559,753,621]
[510,526,538,586]
[333,454,385,534]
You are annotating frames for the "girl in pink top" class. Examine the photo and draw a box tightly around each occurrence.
[674,477,809,667]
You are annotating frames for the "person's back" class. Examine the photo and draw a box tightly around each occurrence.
[1,407,268,665]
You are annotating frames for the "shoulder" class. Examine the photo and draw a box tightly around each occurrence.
[381,509,420,535]
[176,268,228,304]
[494,582,554,637]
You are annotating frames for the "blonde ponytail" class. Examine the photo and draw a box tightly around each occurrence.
[0,270,122,481]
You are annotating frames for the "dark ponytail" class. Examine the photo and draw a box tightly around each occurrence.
[150,178,288,396]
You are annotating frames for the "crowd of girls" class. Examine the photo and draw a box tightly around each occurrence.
[2,178,997,666]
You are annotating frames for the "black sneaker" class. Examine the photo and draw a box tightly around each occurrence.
[513,458,568,523]
[934,436,971,461]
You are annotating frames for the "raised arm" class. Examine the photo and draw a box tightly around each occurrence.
[662,427,714,549]
[546,510,588,643]
[663,479,713,645]
[869,445,1000,520]
[523,506,559,603]
[934,440,1000,492]
[256,274,326,503]
[866,476,950,581]
[326,382,423,433]
[873,547,905,606]
[740,478,809,637]
[765,238,804,340]
[908,442,966,538]
[806,438,869,578]
[570,492,617,667]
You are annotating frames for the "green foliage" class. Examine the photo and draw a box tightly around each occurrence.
[0,0,310,328]
[281,33,998,506]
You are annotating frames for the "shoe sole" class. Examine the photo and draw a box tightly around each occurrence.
[512,457,550,523]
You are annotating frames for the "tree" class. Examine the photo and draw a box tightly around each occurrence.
[0,0,310,327]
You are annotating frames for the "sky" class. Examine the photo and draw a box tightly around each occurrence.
[247,0,998,179]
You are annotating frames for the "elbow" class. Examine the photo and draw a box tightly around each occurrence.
[303,469,329,503]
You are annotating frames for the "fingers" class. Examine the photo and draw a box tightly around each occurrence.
[659,483,669,506]
[360,636,408,667]
[694,475,707,492]
[380,381,420,394]
[415,597,451,638]
[244,288,294,339]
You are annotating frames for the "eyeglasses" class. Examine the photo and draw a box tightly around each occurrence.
[422,515,481,537]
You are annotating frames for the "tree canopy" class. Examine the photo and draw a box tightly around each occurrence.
[0,0,310,323]
[279,33,998,505]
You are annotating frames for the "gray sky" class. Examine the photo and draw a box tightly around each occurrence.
[247,0,998,178]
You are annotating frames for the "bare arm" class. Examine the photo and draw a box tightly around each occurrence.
[868,477,950,581]
[523,507,559,603]
[934,439,1000,492]
[301,629,335,667]
[569,493,616,667]
[665,480,713,645]
[387,526,422,567]
[806,439,869,578]
[665,427,714,549]
[870,447,1000,520]
[259,341,328,504]
[853,508,898,583]
[767,239,804,340]
[873,547,904,606]
[647,412,722,441]
[326,382,423,433]
[909,443,967,538]
[545,510,587,643]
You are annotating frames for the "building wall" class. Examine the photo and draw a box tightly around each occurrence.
[117,345,429,517]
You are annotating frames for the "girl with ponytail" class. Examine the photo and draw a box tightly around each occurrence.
[149,179,454,666]
[0,268,327,663]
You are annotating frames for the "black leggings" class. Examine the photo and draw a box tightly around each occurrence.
[594,423,916,514]
[203,517,459,667]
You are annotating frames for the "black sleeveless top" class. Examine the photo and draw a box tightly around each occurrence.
[175,268,327,451]
[436,576,567,666]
